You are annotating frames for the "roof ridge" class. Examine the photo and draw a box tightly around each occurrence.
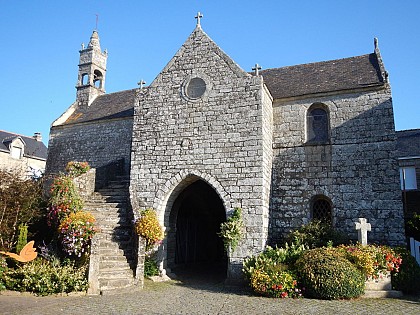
[260,53,373,72]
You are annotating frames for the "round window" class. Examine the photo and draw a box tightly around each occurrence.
[186,77,206,99]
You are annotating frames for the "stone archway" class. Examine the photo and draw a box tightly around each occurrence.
[166,179,227,281]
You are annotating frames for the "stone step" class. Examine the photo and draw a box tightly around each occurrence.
[99,278,134,290]
[98,247,134,257]
[85,201,128,207]
[98,239,132,248]
[99,259,135,270]
[94,216,132,225]
[99,265,134,274]
[95,189,128,196]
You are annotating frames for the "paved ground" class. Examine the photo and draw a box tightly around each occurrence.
[1,277,420,315]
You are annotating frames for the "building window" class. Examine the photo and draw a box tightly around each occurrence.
[400,167,417,190]
[311,195,332,224]
[81,73,89,85]
[307,104,329,144]
[94,70,103,89]
[186,77,206,99]
[11,146,23,159]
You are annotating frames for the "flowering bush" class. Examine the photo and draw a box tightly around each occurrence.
[338,244,402,279]
[47,175,83,227]
[250,268,302,298]
[58,211,97,257]
[65,161,90,178]
[135,209,164,252]
[243,244,305,298]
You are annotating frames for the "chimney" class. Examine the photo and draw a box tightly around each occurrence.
[33,132,42,142]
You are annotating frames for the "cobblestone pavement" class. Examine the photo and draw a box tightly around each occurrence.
[1,279,419,315]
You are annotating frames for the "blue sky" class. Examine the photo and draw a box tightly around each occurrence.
[0,1,419,145]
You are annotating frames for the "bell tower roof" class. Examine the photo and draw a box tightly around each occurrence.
[88,30,101,50]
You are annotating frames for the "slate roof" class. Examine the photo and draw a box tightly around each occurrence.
[0,130,48,160]
[260,53,385,99]
[396,129,420,158]
[64,89,137,125]
[62,53,385,125]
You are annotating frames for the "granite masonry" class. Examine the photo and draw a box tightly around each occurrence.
[45,18,405,287]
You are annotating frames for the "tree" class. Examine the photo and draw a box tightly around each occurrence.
[0,170,46,251]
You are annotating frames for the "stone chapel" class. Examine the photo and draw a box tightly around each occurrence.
[45,16,405,289]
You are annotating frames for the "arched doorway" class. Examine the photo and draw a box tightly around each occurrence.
[167,179,227,281]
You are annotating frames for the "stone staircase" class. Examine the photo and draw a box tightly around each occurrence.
[85,176,137,294]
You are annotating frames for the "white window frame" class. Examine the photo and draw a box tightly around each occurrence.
[10,146,23,159]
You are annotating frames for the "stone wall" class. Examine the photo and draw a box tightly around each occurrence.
[130,27,273,278]
[45,118,133,176]
[269,88,405,245]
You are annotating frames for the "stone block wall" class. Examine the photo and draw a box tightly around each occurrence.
[269,88,405,245]
[46,118,133,176]
[130,27,273,277]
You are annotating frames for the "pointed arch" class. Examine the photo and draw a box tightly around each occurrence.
[153,169,232,225]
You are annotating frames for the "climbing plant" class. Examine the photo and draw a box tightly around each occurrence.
[218,207,243,252]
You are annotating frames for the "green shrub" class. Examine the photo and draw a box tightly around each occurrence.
[16,224,28,254]
[218,208,243,252]
[243,244,306,298]
[295,248,365,299]
[2,258,88,295]
[144,256,160,277]
[285,220,348,248]
[391,247,420,293]
[243,243,306,281]
[0,256,7,291]
[0,170,46,251]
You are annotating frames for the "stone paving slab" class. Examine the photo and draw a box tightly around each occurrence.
[0,280,419,315]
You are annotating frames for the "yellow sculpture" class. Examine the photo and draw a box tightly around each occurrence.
[0,241,37,262]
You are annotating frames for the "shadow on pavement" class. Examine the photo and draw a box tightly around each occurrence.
[169,262,253,296]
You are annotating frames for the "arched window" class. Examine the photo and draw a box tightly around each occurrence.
[81,73,89,85]
[93,70,103,89]
[311,195,332,224]
[307,104,329,144]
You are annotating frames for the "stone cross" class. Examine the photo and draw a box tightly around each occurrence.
[137,79,146,89]
[252,63,262,76]
[354,218,371,246]
[195,12,203,26]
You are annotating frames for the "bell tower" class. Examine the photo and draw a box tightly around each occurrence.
[76,30,107,106]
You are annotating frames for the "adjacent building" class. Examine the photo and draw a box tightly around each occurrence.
[0,130,47,178]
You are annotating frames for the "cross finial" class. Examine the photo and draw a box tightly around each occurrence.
[195,12,203,26]
[95,14,99,30]
[137,79,146,89]
[252,63,262,76]
[354,218,371,246]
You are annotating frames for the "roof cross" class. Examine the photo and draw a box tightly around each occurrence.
[137,79,146,89]
[252,63,262,76]
[195,12,203,26]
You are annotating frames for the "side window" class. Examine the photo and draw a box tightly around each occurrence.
[307,104,329,144]
[311,195,332,224]
[400,167,417,190]
[81,73,89,85]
